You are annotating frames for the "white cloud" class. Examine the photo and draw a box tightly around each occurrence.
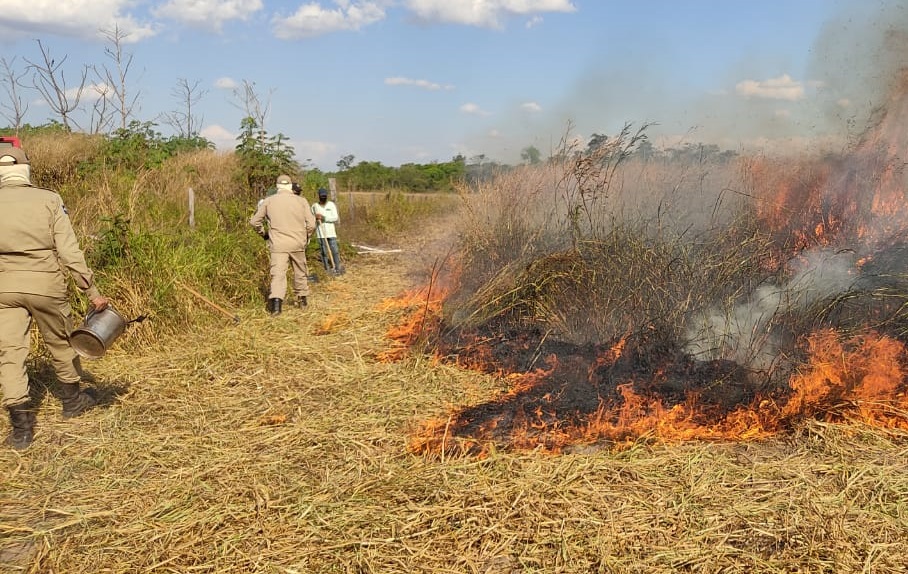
[273,1,386,39]
[214,77,239,89]
[83,82,114,102]
[153,0,263,31]
[520,101,542,112]
[200,124,236,150]
[384,76,454,91]
[36,83,112,105]
[404,0,576,28]
[526,15,543,28]
[0,0,156,42]
[735,74,805,101]
[460,102,491,116]
[293,139,339,170]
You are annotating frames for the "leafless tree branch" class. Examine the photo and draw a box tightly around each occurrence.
[231,79,273,152]
[162,77,207,137]
[98,24,141,131]
[0,57,30,133]
[25,39,88,131]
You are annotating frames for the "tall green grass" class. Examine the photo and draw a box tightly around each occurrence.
[15,133,453,345]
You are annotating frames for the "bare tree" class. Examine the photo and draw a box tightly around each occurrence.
[0,57,29,133]
[97,24,140,131]
[26,39,88,130]
[88,83,115,134]
[231,79,272,152]
[162,78,207,137]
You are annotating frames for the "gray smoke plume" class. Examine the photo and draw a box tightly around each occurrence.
[685,2,908,372]
[685,248,858,370]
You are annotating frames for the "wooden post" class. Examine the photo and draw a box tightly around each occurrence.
[188,187,195,228]
[328,177,337,201]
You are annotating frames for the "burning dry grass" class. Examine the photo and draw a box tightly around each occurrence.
[409,99,908,462]
[2,225,908,571]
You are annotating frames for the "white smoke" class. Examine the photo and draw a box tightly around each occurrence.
[685,248,858,370]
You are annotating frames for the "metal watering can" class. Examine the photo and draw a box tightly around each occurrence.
[69,306,145,359]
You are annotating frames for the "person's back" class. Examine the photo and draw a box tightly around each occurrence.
[0,184,82,296]
[258,191,312,252]
[249,175,316,315]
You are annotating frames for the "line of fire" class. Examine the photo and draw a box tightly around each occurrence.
[381,70,908,458]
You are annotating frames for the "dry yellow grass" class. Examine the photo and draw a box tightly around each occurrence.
[20,132,105,191]
[1,217,908,573]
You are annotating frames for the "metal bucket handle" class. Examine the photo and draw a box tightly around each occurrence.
[87,306,148,325]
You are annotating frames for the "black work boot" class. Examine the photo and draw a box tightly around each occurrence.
[269,298,282,316]
[5,404,35,450]
[58,383,98,419]
[297,296,307,308]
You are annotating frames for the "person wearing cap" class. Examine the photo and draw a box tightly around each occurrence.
[311,188,344,275]
[0,146,109,450]
[250,174,316,315]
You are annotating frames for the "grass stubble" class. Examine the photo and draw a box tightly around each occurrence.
[1,164,908,573]
[1,247,906,573]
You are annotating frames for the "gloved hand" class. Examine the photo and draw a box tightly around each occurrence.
[262,233,269,241]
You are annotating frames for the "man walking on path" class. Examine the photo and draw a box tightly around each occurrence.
[250,174,316,315]
[0,146,110,450]
[311,188,344,275]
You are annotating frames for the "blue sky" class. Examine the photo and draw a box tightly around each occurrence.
[0,0,904,171]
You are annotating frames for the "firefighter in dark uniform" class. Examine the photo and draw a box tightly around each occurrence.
[0,146,109,450]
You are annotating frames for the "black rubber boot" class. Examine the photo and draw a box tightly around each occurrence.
[269,298,282,316]
[58,383,98,419]
[5,404,35,450]
[297,296,307,308]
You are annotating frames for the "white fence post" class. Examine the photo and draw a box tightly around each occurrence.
[188,187,195,228]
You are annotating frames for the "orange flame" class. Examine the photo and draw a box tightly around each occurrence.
[375,286,446,363]
[783,329,908,429]
[403,71,908,455]
[405,322,908,456]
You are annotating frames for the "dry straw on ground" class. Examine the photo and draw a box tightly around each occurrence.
[2,211,908,573]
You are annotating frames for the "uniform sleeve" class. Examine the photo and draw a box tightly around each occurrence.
[250,200,267,235]
[51,198,101,299]
[304,201,317,235]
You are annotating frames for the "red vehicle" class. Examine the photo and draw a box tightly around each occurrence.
[0,136,21,148]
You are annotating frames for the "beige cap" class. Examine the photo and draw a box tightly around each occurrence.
[276,174,292,185]
[0,146,29,165]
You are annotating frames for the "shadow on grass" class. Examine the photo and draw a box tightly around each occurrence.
[25,358,132,413]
